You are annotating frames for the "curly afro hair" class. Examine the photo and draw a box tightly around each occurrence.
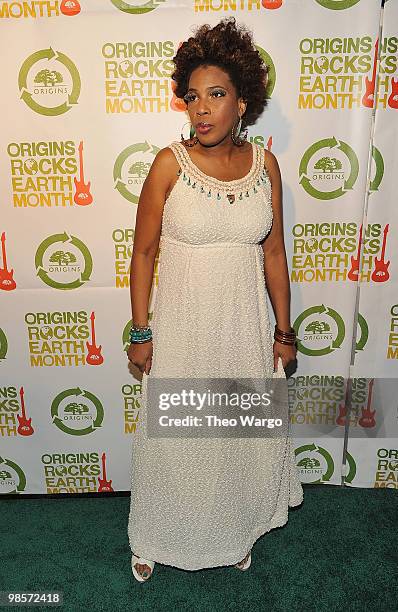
[171,17,269,128]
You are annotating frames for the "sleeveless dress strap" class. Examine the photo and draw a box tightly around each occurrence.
[168,142,191,172]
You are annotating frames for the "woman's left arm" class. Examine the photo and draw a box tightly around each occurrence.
[261,150,297,370]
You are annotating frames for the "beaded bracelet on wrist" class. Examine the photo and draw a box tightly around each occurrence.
[129,325,153,344]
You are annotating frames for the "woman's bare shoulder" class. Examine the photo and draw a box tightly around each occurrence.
[150,145,179,178]
[145,146,179,184]
[263,148,281,183]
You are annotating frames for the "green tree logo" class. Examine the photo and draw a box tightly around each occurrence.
[34,69,63,87]
[297,458,320,469]
[0,470,12,480]
[129,161,151,178]
[64,402,89,415]
[49,251,77,266]
[305,321,331,334]
[314,157,342,173]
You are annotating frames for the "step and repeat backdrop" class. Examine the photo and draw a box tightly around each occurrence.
[0,0,397,494]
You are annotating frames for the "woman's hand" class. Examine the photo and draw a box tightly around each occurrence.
[273,340,297,372]
[127,341,153,375]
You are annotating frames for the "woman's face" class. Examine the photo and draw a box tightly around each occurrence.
[184,64,246,146]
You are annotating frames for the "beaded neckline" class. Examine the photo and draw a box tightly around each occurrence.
[170,141,269,204]
[175,141,258,187]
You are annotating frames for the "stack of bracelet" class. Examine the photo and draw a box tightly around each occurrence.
[129,323,153,344]
[274,324,297,346]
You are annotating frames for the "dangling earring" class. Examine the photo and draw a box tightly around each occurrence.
[231,116,248,147]
[180,122,198,147]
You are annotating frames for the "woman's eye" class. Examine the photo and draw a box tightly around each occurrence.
[183,91,225,103]
[183,93,196,103]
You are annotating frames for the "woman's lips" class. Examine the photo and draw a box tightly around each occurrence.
[196,123,213,134]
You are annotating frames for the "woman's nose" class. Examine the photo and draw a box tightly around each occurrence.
[195,100,210,116]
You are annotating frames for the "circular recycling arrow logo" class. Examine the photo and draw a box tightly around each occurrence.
[51,387,104,436]
[255,45,276,99]
[369,145,384,193]
[293,304,345,356]
[299,137,359,200]
[315,0,361,9]
[295,443,335,483]
[18,47,81,116]
[0,456,26,494]
[35,232,92,290]
[114,142,160,204]
[342,451,357,483]
[111,0,163,14]
[355,313,369,353]
[0,328,8,361]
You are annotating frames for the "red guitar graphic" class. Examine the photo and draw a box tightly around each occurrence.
[74,141,93,206]
[98,452,114,492]
[347,224,363,282]
[17,387,34,436]
[266,136,273,151]
[336,403,348,427]
[362,38,379,108]
[86,311,104,366]
[0,232,17,291]
[371,224,390,283]
[60,0,81,16]
[262,0,283,8]
[388,77,398,109]
[358,379,376,428]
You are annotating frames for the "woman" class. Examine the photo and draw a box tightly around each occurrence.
[127,17,304,582]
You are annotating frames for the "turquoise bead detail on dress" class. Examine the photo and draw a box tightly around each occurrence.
[208,190,212,198]
[200,186,205,193]
[253,186,257,194]
[183,173,187,181]
[239,193,243,200]
[245,191,250,197]
[217,193,221,200]
[187,177,191,186]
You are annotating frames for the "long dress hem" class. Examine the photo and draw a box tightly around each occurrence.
[129,492,304,571]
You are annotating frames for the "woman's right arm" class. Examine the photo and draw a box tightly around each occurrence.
[127,147,179,374]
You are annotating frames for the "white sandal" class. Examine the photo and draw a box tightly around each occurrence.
[131,553,155,582]
[234,550,252,571]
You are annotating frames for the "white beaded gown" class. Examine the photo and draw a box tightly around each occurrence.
[127,141,304,571]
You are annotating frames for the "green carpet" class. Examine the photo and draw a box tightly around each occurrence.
[1,485,396,611]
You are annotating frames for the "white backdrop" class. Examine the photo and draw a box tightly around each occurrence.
[0,0,397,494]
